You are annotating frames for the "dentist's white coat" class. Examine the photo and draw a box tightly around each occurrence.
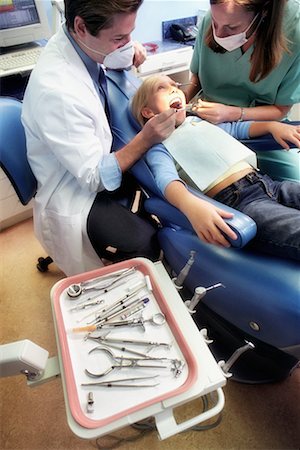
[22,26,111,275]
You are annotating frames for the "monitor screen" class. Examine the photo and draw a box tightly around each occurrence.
[0,0,51,48]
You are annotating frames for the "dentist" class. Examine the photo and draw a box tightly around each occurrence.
[22,0,177,276]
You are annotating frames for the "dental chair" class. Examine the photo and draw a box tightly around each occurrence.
[0,96,53,272]
[106,69,300,384]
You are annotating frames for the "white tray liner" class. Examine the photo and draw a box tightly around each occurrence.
[59,269,189,422]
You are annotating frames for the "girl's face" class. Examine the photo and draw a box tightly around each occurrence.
[142,76,187,127]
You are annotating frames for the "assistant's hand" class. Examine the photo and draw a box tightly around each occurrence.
[192,100,237,124]
[268,122,300,150]
[132,41,147,68]
[140,109,177,147]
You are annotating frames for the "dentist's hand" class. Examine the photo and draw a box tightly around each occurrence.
[132,41,147,68]
[141,109,177,147]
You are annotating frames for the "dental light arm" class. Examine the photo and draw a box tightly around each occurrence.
[0,340,49,381]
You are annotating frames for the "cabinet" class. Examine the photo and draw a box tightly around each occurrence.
[136,41,193,84]
[0,168,33,230]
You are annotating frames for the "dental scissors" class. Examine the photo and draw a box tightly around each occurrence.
[66,267,136,298]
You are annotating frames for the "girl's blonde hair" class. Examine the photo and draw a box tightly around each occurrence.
[131,75,163,127]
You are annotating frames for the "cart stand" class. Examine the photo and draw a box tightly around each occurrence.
[50,258,226,441]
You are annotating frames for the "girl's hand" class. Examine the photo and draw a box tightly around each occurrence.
[268,122,300,150]
[182,195,237,247]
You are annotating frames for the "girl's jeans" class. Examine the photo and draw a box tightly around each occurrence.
[214,171,300,261]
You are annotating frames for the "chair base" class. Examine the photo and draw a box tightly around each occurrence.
[36,256,53,272]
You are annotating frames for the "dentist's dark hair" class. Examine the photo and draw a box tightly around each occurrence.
[65,0,143,36]
[205,0,289,82]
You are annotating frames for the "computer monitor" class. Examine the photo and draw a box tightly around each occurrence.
[0,0,51,48]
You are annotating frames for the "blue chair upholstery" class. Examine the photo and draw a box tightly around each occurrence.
[240,132,300,183]
[0,96,53,272]
[0,97,37,205]
[106,69,300,383]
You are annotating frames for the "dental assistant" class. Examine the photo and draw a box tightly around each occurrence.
[22,0,177,276]
[186,0,300,124]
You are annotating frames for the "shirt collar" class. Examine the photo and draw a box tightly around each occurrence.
[63,23,100,84]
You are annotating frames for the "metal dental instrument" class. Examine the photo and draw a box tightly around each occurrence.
[79,278,148,323]
[72,298,150,333]
[86,334,172,349]
[66,267,136,298]
[91,296,150,325]
[173,250,196,289]
[185,283,225,314]
[176,82,197,88]
[81,375,160,388]
[69,298,105,312]
[93,312,166,332]
[85,347,169,378]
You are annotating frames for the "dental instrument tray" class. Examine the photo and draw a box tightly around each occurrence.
[52,258,197,426]
[51,258,226,439]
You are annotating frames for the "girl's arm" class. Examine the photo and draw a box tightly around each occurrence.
[164,181,237,247]
[249,121,300,149]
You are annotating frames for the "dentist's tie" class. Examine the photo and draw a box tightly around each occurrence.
[98,66,111,121]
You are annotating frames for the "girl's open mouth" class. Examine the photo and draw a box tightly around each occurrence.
[169,97,183,109]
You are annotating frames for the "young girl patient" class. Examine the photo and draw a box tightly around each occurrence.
[131,75,300,261]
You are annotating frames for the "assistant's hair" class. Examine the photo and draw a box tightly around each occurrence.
[65,0,143,35]
[131,76,162,127]
[205,0,289,82]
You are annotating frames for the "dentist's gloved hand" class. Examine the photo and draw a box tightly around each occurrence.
[141,109,177,147]
[132,41,147,68]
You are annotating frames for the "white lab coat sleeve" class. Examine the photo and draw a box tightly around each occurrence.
[35,87,111,193]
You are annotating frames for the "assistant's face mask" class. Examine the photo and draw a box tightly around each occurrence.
[78,37,134,69]
[212,13,259,52]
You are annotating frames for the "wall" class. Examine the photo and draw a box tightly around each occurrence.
[132,0,209,43]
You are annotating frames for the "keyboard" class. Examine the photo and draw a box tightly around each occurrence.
[0,46,44,77]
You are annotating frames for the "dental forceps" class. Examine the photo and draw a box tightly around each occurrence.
[86,334,172,350]
[85,347,169,378]
[81,375,160,388]
[66,267,136,298]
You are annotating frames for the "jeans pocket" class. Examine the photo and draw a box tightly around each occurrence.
[214,186,240,208]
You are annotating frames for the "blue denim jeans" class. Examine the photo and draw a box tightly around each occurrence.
[214,171,300,261]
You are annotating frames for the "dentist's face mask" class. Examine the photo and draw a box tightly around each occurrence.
[103,41,134,69]
[212,13,259,52]
[78,38,134,69]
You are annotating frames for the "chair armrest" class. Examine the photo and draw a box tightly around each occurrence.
[240,121,300,152]
[144,189,257,248]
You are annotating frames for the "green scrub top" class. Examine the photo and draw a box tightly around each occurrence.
[190,0,300,107]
